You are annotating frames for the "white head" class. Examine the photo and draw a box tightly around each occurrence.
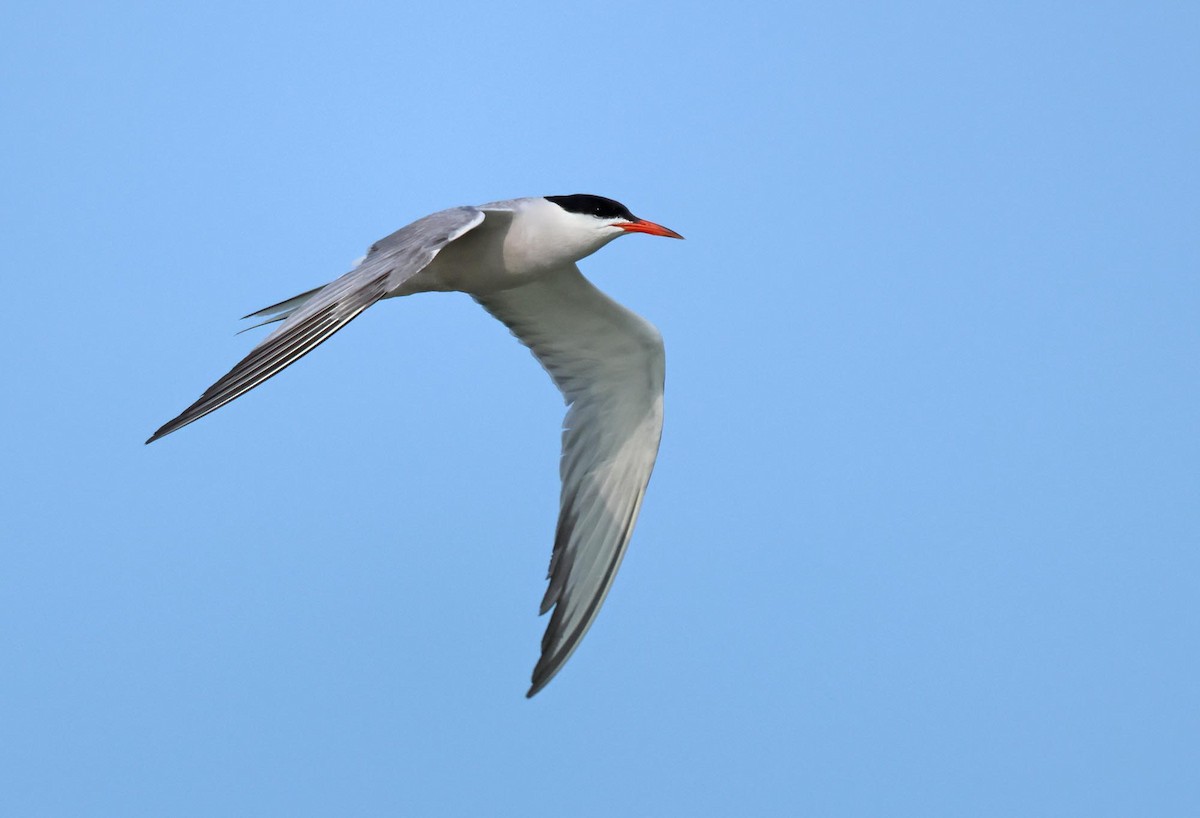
[538,194,684,263]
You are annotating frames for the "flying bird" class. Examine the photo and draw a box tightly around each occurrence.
[147,194,683,696]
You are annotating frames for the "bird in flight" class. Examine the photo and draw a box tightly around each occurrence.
[147,194,683,696]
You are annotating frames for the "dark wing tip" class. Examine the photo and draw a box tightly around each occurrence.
[146,421,178,444]
[145,400,208,444]
[526,635,571,699]
[526,673,552,699]
[145,424,176,445]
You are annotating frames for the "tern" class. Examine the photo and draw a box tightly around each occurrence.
[147,194,683,696]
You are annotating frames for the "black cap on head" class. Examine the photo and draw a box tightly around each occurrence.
[546,194,637,222]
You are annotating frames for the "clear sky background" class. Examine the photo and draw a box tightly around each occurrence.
[2,2,1197,815]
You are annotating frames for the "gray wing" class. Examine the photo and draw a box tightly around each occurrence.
[147,206,487,443]
[475,265,665,697]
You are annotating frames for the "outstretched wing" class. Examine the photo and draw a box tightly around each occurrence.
[147,207,487,443]
[475,265,665,697]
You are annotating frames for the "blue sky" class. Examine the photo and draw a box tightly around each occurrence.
[2,2,1197,815]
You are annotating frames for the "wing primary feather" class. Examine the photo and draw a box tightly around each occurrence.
[146,272,389,443]
[241,284,324,320]
[527,490,645,698]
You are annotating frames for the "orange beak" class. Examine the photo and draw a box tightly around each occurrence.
[618,219,685,239]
